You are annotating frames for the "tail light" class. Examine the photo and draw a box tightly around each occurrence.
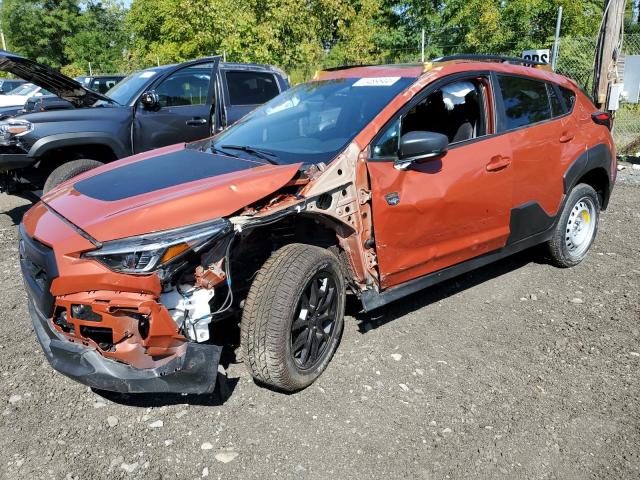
[592,111,612,130]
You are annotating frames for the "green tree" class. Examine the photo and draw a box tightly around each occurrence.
[63,0,128,74]
[0,0,80,68]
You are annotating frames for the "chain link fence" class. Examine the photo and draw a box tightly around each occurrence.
[556,33,640,154]
[613,34,640,154]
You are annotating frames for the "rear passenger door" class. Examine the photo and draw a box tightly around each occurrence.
[494,75,576,241]
[218,70,282,131]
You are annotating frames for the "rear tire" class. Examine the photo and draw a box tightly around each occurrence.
[241,243,345,392]
[546,183,600,268]
[43,159,103,194]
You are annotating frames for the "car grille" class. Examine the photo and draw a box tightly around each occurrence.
[18,224,58,317]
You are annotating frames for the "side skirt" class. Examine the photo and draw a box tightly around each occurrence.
[359,227,554,313]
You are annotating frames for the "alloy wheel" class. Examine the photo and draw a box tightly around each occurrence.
[290,270,339,370]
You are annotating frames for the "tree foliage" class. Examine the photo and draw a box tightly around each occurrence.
[0,0,609,79]
[1,0,127,73]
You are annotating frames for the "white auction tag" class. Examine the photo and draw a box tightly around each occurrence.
[353,77,401,87]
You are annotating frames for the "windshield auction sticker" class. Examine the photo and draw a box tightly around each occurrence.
[353,77,401,87]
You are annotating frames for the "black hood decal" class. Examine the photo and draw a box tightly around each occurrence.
[0,50,114,108]
[74,149,264,201]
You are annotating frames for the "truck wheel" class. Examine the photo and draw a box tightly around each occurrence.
[43,159,103,194]
[241,243,346,392]
[546,183,600,268]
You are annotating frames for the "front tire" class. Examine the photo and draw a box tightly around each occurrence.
[546,183,600,267]
[241,243,346,392]
[43,159,103,194]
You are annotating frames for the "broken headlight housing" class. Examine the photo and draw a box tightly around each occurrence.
[0,119,33,145]
[82,218,232,274]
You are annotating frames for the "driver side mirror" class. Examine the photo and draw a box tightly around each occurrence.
[395,131,448,170]
[140,90,160,110]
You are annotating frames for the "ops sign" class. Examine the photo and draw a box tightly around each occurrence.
[522,49,550,64]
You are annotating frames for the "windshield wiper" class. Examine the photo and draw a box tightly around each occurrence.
[206,144,240,158]
[220,144,280,164]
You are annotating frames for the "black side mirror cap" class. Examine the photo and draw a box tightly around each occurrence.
[140,90,160,110]
[396,131,448,170]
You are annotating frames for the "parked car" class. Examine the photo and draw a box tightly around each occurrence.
[0,76,125,118]
[20,94,74,114]
[74,75,125,94]
[0,51,288,192]
[0,82,50,108]
[0,78,26,94]
[19,55,615,395]
[0,82,59,119]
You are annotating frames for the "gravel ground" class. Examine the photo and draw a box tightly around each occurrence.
[1,169,639,480]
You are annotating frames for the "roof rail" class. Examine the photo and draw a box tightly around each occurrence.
[322,64,375,72]
[432,54,548,67]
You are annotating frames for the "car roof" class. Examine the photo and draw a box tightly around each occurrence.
[316,57,572,88]
[135,61,285,76]
[79,74,125,78]
[219,62,285,74]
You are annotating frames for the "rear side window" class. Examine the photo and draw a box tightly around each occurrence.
[225,71,280,106]
[497,75,551,130]
[547,84,564,117]
[560,86,576,112]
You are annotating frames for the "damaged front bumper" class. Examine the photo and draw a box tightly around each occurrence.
[29,300,222,394]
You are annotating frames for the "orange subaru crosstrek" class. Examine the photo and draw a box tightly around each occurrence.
[20,55,616,394]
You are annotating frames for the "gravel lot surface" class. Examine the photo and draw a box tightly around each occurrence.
[1,169,639,480]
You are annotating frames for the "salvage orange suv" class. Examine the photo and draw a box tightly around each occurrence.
[20,55,616,394]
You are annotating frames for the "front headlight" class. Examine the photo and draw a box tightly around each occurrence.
[0,119,33,136]
[82,218,232,274]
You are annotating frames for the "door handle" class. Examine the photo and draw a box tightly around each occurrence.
[559,132,575,143]
[486,155,511,172]
[186,118,207,126]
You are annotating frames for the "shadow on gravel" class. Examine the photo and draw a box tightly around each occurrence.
[93,371,240,408]
[351,246,547,333]
[2,190,38,225]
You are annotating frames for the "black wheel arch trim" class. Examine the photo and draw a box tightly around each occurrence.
[506,201,555,245]
[563,143,613,210]
[27,132,129,161]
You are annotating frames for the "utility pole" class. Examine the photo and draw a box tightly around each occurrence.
[420,28,425,63]
[0,18,6,50]
[551,6,563,71]
[594,0,626,109]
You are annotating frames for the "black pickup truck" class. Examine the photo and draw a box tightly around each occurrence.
[0,51,288,193]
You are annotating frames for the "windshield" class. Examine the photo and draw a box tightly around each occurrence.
[100,69,159,105]
[209,76,415,164]
[7,83,41,96]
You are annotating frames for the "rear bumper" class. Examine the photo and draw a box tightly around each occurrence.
[0,153,31,172]
[29,300,221,394]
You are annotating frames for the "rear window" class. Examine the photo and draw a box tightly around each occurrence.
[498,75,551,130]
[225,71,280,106]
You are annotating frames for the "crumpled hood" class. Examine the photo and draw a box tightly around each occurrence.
[40,143,302,242]
[0,50,113,107]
